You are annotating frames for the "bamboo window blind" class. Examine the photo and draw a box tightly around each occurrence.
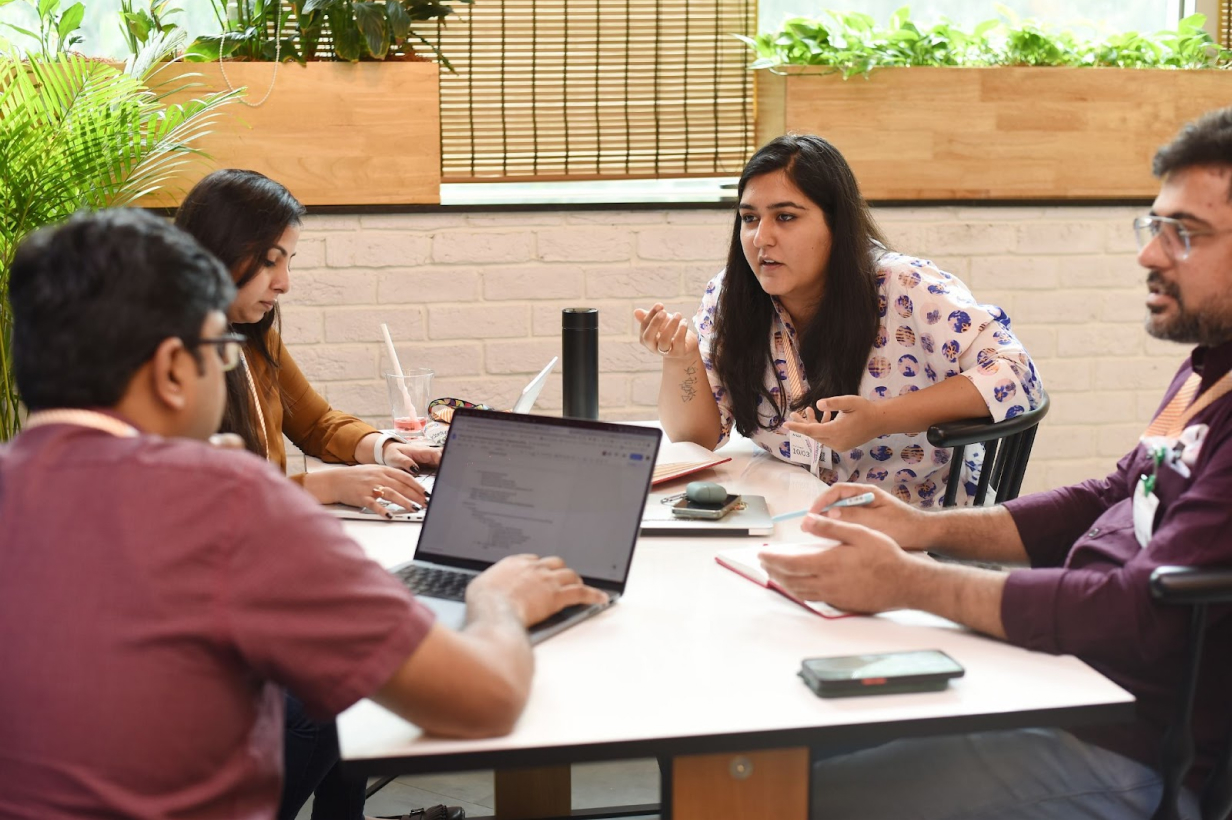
[432,0,758,182]
[1221,0,1231,48]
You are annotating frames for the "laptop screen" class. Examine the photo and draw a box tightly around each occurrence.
[415,410,661,586]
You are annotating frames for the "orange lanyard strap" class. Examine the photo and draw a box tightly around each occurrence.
[1143,371,1232,438]
[24,409,139,438]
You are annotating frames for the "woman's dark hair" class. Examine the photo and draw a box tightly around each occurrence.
[713,134,887,437]
[11,209,234,410]
[174,169,306,455]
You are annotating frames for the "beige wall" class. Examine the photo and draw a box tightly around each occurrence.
[281,204,1184,496]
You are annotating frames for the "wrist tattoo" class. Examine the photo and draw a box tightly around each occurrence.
[679,365,699,403]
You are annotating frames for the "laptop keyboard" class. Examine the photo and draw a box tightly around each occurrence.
[394,563,475,601]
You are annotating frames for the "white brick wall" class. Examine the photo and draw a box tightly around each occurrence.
[282,205,1187,496]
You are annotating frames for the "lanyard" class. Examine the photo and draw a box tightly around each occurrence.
[240,350,269,458]
[773,315,828,475]
[1142,371,1232,439]
[24,409,139,438]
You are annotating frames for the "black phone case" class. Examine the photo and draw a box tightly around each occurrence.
[798,651,964,698]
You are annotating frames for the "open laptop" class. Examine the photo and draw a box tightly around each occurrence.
[391,408,661,643]
[330,358,560,522]
[511,356,557,413]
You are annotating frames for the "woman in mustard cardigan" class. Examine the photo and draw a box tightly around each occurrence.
[176,169,437,515]
[176,169,458,820]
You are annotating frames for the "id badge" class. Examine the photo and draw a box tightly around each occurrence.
[1133,475,1160,549]
[787,431,814,466]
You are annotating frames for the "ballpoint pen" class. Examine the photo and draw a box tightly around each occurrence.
[771,491,876,523]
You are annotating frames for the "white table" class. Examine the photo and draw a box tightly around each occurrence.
[337,433,1134,819]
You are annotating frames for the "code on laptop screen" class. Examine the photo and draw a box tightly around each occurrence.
[416,413,658,583]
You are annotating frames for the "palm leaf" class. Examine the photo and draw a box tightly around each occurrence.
[0,48,239,439]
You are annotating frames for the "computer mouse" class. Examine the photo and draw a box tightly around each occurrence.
[686,481,728,505]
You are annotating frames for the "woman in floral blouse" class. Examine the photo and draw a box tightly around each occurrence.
[635,135,1042,507]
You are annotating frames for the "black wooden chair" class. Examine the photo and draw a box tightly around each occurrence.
[927,389,1050,508]
[1150,565,1232,820]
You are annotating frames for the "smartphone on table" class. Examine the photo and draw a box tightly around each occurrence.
[670,494,742,520]
[799,649,964,698]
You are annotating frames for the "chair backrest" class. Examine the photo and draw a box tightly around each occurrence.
[926,389,1051,508]
[1150,566,1232,820]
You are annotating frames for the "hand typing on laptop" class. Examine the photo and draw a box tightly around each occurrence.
[468,554,609,628]
[317,464,432,517]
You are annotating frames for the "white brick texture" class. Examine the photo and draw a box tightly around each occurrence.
[280,205,1184,497]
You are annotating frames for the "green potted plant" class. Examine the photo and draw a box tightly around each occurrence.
[0,0,238,440]
[743,8,1232,200]
[186,0,470,65]
[140,0,465,206]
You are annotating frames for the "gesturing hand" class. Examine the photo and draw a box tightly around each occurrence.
[634,303,698,361]
[469,554,609,628]
[783,395,885,453]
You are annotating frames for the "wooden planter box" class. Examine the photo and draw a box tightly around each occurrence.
[147,61,440,206]
[756,67,1232,200]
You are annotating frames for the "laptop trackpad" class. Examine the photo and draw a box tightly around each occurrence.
[421,597,467,632]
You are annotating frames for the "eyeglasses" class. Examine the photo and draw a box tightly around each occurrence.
[1133,214,1232,261]
[189,333,246,372]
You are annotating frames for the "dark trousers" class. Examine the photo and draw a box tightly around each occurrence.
[278,691,366,820]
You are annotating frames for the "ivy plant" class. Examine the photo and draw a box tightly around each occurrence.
[738,6,1232,77]
[185,0,471,66]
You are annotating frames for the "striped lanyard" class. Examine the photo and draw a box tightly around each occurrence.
[773,316,828,475]
[1142,371,1232,439]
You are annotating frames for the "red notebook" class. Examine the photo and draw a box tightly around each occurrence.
[651,456,732,486]
[715,543,854,619]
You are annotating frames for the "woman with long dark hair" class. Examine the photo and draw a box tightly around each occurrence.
[635,135,1042,506]
[175,169,437,514]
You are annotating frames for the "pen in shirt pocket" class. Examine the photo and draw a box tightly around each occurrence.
[772,491,875,523]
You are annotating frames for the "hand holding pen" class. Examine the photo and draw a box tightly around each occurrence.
[799,484,932,551]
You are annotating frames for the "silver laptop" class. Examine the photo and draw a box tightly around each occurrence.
[391,408,661,643]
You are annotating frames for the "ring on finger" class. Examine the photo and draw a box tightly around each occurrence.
[373,485,385,498]
[657,344,673,355]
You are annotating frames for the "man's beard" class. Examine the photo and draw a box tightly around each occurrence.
[1145,271,1232,346]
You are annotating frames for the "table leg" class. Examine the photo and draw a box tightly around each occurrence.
[672,747,808,820]
[493,764,571,819]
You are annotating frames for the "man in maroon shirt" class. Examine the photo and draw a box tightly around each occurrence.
[0,209,607,819]
[760,109,1232,818]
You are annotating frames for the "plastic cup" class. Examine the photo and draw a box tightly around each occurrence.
[385,368,433,437]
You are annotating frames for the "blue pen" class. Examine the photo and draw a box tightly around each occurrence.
[771,491,876,523]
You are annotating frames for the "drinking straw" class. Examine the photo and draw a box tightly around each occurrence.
[381,323,418,422]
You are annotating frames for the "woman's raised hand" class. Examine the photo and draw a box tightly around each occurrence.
[634,303,698,361]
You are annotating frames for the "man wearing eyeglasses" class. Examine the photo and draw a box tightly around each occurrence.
[0,209,607,819]
[759,108,1232,818]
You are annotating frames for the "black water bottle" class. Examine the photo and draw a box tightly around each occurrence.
[562,308,598,420]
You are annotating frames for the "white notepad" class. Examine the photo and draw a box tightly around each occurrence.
[715,542,851,619]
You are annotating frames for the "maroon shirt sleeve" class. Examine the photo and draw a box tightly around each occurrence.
[221,463,435,718]
[999,381,1232,663]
